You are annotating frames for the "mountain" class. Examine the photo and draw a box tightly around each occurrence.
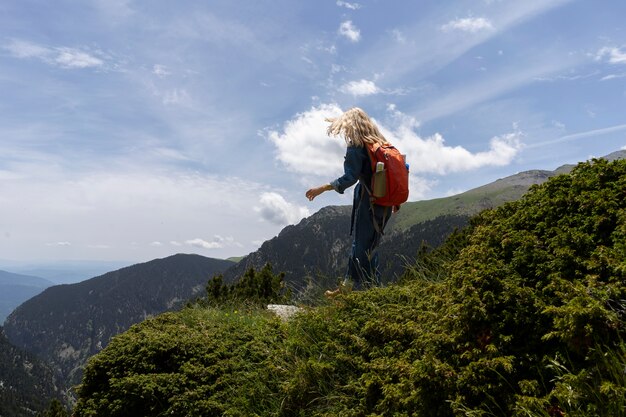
[0,327,61,417]
[72,157,626,417]
[0,271,53,324]
[224,169,561,289]
[3,254,234,389]
[225,151,626,291]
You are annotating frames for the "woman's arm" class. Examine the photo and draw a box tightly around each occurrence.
[305,183,333,201]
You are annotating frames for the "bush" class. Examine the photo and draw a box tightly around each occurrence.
[73,306,288,417]
[74,159,626,417]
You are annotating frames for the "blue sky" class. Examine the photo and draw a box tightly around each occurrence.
[1,0,625,263]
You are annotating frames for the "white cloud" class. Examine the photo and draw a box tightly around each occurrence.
[266,103,345,177]
[529,123,626,149]
[170,241,183,246]
[391,29,406,44]
[255,192,310,226]
[336,1,361,10]
[3,39,105,69]
[153,64,171,78]
[339,20,361,42]
[185,238,222,249]
[601,73,626,81]
[441,17,494,33]
[46,241,72,247]
[383,108,522,175]
[596,46,626,65]
[162,89,192,106]
[3,39,49,58]
[0,166,278,261]
[54,47,104,68]
[150,241,163,247]
[266,103,522,200]
[340,79,380,96]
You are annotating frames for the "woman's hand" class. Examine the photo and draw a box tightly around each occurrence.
[306,184,332,201]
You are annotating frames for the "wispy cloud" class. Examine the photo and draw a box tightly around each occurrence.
[336,1,361,10]
[360,0,574,84]
[152,64,170,78]
[339,20,361,42]
[0,166,276,260]
[529,123,626,148]
[46,241,72,247]
[411,56,579,123]
[340,79,380,96]
[596,46,626,65]
[441,17,494,33]
[55,47,104,68]
[3,39,106,69]
[184,236,242,249]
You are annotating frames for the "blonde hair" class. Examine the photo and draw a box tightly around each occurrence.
[326,107,389,148]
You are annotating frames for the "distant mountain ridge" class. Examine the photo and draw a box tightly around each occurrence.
[0,270,53,324]
[3,254,234,388]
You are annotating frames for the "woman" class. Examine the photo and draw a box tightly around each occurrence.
[306,107,392,293]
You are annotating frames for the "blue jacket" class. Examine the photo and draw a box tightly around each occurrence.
[330,145,373,234]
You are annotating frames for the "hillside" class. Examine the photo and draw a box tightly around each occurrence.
[223,156,598,290]
[73,157,626,417]
[0,270,53,324]
[3,254,234,388]
[0,327,61,417]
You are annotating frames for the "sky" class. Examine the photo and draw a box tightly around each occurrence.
[1,0,625,264]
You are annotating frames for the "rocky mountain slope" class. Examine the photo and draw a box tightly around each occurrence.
[3,254,234,388]
[0,327,61,417]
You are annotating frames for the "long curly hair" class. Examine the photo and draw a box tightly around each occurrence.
[326,107,389,148]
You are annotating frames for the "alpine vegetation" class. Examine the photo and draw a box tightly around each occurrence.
[74,159,626,416]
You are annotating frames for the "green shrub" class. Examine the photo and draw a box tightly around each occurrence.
[73,306,288,417]
[74,159,626,417]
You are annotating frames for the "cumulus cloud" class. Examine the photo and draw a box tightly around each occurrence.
[383,107,522,175]
[3,39,105,69]
[340,79,380,96]
[336,1,361,10]
[255,192,310,226]
[596,46,626,65]
[266,103,523,200]
[266,103,345,177]
[441,17,494,33]
[339,20,361,42]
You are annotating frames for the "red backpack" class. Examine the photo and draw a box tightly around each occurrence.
[366,143,409,208]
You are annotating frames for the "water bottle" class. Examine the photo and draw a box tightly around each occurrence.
[373,162,386,197]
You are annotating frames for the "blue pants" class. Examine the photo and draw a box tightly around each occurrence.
[346,197,391,289]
